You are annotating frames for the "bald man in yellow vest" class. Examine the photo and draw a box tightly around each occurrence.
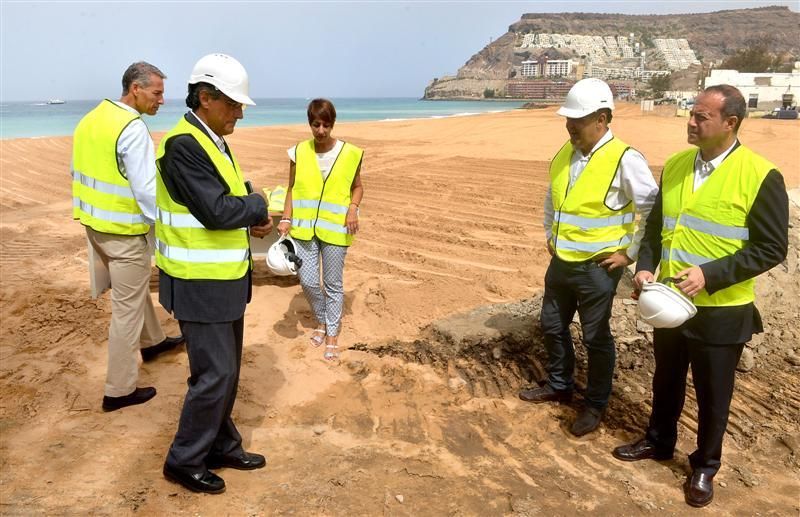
[518,79,658,437]
[612,85,789,508]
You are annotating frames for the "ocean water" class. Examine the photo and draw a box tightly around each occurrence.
[0,98,525,139]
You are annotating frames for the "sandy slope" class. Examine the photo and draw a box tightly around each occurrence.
[1,106,798,515]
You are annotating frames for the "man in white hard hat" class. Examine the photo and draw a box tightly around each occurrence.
[518,78,658,436]
[612,84,788,508]
[156,53,273,494]
[71,61,185,412]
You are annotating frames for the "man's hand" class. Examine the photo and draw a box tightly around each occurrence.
[598,250,633,272]
[674,266,706,298]
[631,270,655,300]
[250,217,274,239]
[633,270,655,290]
[546,239,554,257]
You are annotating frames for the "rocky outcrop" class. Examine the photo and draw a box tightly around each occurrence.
[424,6,800,100]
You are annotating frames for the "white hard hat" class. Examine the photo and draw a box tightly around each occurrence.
[266,235,302,276]
[188,53,255,106]
[638,281,697,328]
[557,78,615,118]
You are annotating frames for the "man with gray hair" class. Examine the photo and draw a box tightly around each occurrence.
[72,61,184,412]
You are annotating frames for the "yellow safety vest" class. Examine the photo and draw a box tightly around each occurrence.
[71,100,150,235]
[155,117,253,280]
[659,145,774,306]
[290,139,363,246]
[549,138,635,262]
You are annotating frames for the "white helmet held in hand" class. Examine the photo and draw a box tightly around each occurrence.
[188,53,255,106]
[266,235,302,276]
[638,281,697,328]
[557,78,615,118]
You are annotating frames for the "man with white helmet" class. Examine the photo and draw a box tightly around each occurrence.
[156,53,272,494]
[518,78,658,437]
[612,84,788,508]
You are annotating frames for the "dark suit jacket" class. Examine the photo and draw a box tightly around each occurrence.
[157,112,268,323]
[636,142,789,344]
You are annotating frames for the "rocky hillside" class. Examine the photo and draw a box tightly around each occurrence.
[425,6,800,99]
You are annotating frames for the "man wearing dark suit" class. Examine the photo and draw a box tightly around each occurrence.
[155,54,272,494]
[612,84,789,508]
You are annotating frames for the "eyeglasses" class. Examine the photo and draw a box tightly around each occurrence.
[212,87,243,110]
[221,97,243,110]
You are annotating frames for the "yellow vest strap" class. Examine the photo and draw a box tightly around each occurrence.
[556,235,632,253]
[555,211,634,229]
[668,214,749,240]
[156,239,249,263]
[157,207,207,229]
[662,248,714,266]
[73,198,147,224]
[72,170,136,199]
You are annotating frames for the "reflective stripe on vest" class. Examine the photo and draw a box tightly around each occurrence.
[289,139,363,246]
[549,137,634,262]
[658,145,774,306]
[73,198,146,225]
[71,100,149,235]
[155,116,253,280]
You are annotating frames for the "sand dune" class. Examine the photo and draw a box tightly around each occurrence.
[1,106,798,514]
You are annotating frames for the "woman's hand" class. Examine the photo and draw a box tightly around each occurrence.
[277,218,292,236]
[346,205,359,234]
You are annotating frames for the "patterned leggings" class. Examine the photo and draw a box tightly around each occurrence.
[294,237,348,336]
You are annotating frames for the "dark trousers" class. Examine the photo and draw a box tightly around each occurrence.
[645,327,744,475]
[166,318,245,473]
[540,256,623,409]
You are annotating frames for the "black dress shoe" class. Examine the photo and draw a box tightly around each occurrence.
[102,387,156,412]
[141,335,185,362]
[206,451,267,471]
[163,463,225,494]
[518,384,573,403]
[612,437,673,462]
[570,406,605,436]
[684,470,714,507]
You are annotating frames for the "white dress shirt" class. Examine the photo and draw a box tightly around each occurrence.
[543,129,659,260]
[189,111,231,163]
[114,101,156,225]
[693,139,737,191]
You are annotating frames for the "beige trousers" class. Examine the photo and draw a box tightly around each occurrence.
[86,227,165,397]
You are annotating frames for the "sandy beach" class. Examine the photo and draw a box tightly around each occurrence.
[1,105,799,514]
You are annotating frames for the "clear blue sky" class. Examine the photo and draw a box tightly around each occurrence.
[1,1,796,101]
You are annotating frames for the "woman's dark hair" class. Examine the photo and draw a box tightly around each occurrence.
[307,98,336,125]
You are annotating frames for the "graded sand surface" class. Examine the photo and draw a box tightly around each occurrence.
[1,105,799,514]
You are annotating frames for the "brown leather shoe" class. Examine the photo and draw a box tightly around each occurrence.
[612,438,673,462]
[684,470,714,507]
[518,384,572,403]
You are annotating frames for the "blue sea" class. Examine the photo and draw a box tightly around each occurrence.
[0,98,525,139]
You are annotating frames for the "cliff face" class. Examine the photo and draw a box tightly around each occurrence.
[424,6,800,100]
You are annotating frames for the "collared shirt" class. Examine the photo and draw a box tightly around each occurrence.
[693,139,738,191]
[189,110,231,163]
[543,129,659,260]
[113,101,156,225]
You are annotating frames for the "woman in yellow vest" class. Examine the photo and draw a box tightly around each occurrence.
[278,99,364,360]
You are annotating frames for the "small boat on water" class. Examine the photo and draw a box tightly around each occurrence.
[46,99,65,105]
